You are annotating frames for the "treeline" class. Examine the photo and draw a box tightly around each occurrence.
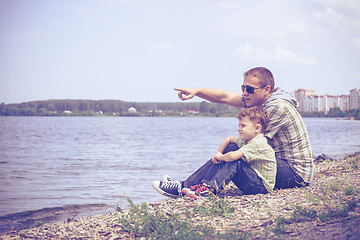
[1,100,359,119]
[0,99,239,117]
[302,107,360,120]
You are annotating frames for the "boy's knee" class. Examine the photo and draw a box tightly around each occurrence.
[223,143,239,153]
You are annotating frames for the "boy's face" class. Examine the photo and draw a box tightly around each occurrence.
[238,116,260,141]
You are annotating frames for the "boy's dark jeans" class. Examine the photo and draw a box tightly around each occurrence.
[183,143,308,195]
[183,143,268,195]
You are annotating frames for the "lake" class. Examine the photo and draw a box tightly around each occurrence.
[0,117,359,217]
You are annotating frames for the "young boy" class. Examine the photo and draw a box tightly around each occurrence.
[153,106,277,199]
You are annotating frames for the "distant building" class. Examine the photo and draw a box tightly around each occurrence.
[187,110,199,115]
[350,88,360,110]
[295,89,352,114]
[128,107,137,113]
[294,89,316,113]
[337,95,350,112]
[303,95,322,112]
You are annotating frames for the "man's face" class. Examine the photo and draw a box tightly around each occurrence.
[242,76,268,107]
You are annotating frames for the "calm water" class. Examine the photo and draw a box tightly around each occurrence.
[0,117,359,217]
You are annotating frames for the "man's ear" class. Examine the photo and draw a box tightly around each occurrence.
[264,85,272,94]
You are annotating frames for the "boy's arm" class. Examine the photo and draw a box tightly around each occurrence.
[212,137,236,164]
[216,149,245,162]
[217,137,236,153]
[212,137,240,164]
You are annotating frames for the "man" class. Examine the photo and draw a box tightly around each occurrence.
[152,67,315,198]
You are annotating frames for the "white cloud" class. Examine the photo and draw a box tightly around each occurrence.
[313,0,360,20]
[233,44,318,65]
[233,44,267,59]
[218,0,323,52]
[273,46,318,65]
[218,0,360,51]
[148,42,174,49]
[312,0,360,49]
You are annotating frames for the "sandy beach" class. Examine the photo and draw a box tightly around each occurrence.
[1,152,359,239]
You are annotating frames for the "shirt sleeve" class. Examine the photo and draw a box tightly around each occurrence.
[235,137,245,148]
[239,137,264,163]
[264,100,289,139]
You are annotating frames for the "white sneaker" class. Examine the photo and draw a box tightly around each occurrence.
[152,180,182,198]
[163,175,172,182]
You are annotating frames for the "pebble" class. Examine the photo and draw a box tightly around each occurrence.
[0,154,359,239]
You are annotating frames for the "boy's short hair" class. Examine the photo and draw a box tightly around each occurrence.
[236,106,269,133]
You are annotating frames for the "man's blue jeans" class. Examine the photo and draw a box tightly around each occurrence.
[274,158,308,189]
[182,143,307,195]
[183,143,268,195]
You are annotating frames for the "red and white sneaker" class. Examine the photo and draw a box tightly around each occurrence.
[181,188,197,199]
[181,184,211,200]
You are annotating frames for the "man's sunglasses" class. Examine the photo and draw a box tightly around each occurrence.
[241,85,267,94]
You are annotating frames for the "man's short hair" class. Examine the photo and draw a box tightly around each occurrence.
[237,106,269,133]
[244,67,275,92]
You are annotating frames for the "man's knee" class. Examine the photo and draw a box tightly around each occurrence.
[275,176,308,189]
[240,182,268,195]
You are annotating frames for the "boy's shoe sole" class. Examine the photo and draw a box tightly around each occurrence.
[152,180,180,198]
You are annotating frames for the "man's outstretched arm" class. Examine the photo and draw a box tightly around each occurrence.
[174,87,244,107]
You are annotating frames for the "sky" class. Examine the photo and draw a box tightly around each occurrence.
[0,0,359,104]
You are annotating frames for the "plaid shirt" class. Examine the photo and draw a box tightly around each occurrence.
[263,98,315,183]
[236,134,277,192]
